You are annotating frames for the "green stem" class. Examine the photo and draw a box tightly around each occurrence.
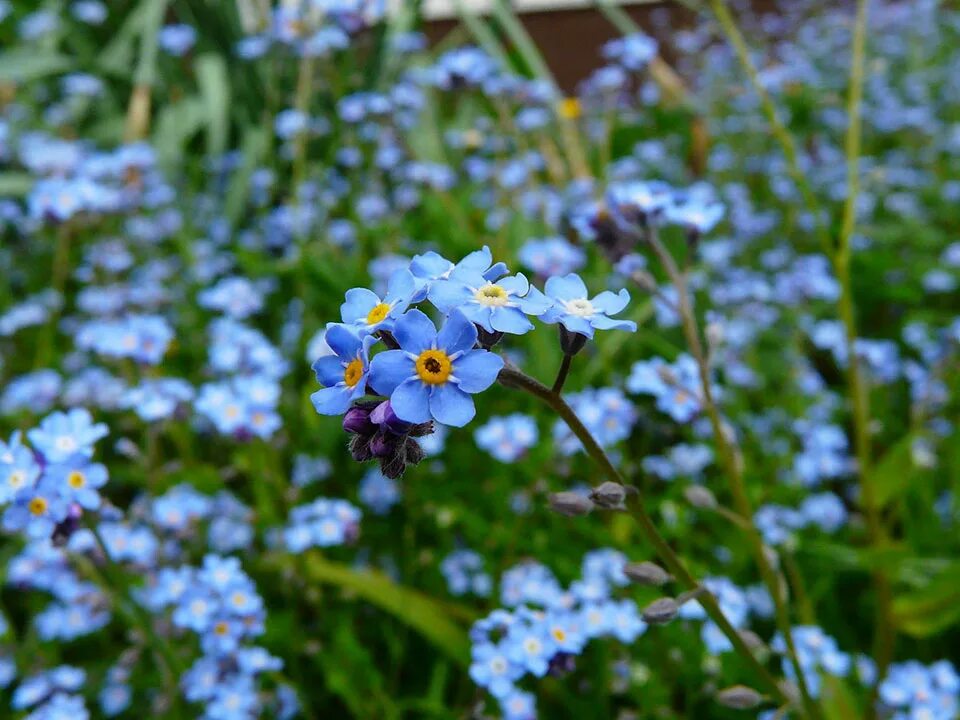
[84,519,184,690]
[706,0,829,255]
[498,366,788,705]
[669,261,822,720]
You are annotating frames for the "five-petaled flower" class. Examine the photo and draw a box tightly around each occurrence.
[540,273,637,339]
[368,309,504,427]
[429,270,551,336]
[339,268,416,335]
[310,324,378,415]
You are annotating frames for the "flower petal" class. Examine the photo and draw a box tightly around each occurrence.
[428,279,474,313]
[311,386,352,415]
[324,323,362,360]
[369,350,415,396]
[591,288,630,315]
[590,316,636,332]
[429,384,476,427]
[392,309,437,354]
[340,287,380,323]
[490,307,533,335]
[438,309,479,355]
[390,379,432,423]
[545,273,588,302]
[497,273,529,296]
[452,349,504,393]
[312,356,347,388]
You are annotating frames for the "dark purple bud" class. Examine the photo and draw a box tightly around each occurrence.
[547,652,577,677]
[559,326,589,356]
[343,406,376,435]
[349,434,374,462]
[370,432,398,459]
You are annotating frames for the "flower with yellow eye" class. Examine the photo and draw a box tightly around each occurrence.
[369,309,504,427]
[2,481,68,539]
[0,431,41,504]
[46,460,108,510]
[339,268,416,335]
[428,270,551,336]
[311,324,378,416]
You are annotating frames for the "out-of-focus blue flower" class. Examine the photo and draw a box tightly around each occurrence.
[158,24,197,56]
[552,387,637,455]
[28,409,108,464]
[283,497,361,551]
[518,237,586,277]
[368,309,504,427]
[474,414,538,462]
[358,468,400,514]
[603,32,658,70]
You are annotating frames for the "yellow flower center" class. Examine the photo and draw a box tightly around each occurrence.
[415,349,452,385]
[559,97,581,120]
[213,621,229,636]
[474,283,510,307]
[365,303,391,326]
[28,497,48,516]
[68,471,86,488]
[343,358,364,387]
[551,627,567,643]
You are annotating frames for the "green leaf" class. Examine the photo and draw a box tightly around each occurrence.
[316,624,394,718]
[893,564,960,637]
[153,97,207,165]
[0,50,70,83]
[223,126,269,227]
[195,53,230,158]
[299,553,473,665]
[0,173,34,197]
[873,433,916,506]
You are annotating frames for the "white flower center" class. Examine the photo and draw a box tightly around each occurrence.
[562,298,595,318]
[473,283,511,307]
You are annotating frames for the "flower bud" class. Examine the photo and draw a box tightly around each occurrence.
[623,561,671,586]
[559,326,589,356]
[548,492,594,517]
[683,485,717,509]
[477,326,504,350]
[715,685,762,710]
[590,481,626,509]
[343,406,376,435]
[641,597,679,625]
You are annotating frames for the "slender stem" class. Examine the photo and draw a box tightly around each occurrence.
[833,0,894,698]
[498,366,788,705]
[552,354,573,394]
[644,225,821,720]
[705,0,829,255]
[84,519,183,684]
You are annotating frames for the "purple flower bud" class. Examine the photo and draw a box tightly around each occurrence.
[370,401,412,434]
[343,406,376,434]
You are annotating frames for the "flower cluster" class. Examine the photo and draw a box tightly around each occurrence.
[879,660,959,719]
[310,247,636,475]
[282,497,361,552]
[469,551,645,718]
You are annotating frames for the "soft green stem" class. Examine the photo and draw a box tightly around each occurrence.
[84,519,184,690]
[498,366,788,705]
[650,233,822,720]
[706,0,829,255]
[833,0,894,700]
[35,225,72,368]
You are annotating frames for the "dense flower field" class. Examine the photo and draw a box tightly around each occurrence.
[1,0,959,717]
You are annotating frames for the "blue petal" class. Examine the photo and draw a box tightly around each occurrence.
[591,288,630,315]
[457,246,492,274]
[311,387,353,416]
[452,349,504,393]
[428,384,476,427]
[497,273,529,296]
[483,261,509,281]
[545,273,588,302]
[385,268,416,304]
[428,279,474,313]
[517,285,552,316]
[560,315,595,338]
[458,303,494,332]
[410,251,454,280]
[390,379,432,423]
[369,350,415,395]
[438,309,478,355]
[591,316,637,332]
[393,308,437,354]
[341,287,380,323]
[490,307,533,335]
[312,356,346,388]
[324,323,362,360]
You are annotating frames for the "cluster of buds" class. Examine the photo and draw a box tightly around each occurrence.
[343,400,434,479]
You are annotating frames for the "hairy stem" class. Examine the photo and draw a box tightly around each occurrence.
[498,366,789,705]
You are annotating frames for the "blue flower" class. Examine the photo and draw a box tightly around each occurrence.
[27,409,108,464]
[410,246,508,299]
[46,460,108,510]
[310,324,377,415]
[429,270,550,335]
[2,480,68,539]
[368,309,504,427]
[539,274,636,338]
[0,432,41,504]
[340,269,416,335]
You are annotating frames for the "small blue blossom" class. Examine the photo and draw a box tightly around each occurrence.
[340,269,416,335]
[539,273,636,338]
[310,324,377,415]
[368,309,504,427]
